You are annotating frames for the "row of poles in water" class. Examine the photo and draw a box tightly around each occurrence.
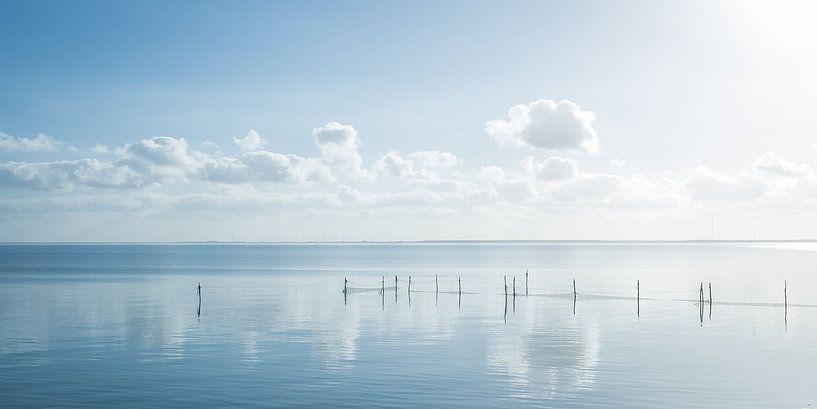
[341,274,794,323]
[191,277,791,325]
[342,274,464,295]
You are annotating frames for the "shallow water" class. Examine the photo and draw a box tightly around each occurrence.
[1,242,816,408]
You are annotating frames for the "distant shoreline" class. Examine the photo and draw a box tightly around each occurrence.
[1,239,816,245]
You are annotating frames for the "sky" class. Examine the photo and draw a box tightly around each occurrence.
[1,0,817,241]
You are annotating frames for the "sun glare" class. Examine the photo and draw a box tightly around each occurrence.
[750,0,817,45]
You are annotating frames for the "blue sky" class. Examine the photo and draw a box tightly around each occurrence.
[2,1,817,241]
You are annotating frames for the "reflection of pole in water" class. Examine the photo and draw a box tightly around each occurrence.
[784,280,788,327]
[458,277,462,310]
[197,282,202,318]
[504,293,507,322]
[708,282,712,321]
[699,282,704,325]
[435,275,439,306]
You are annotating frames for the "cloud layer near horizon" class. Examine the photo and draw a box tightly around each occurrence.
[2,98,816,241]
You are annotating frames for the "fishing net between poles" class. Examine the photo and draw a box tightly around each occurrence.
[344,286,397,294]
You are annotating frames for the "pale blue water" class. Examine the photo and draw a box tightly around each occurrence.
[1,242,816,408]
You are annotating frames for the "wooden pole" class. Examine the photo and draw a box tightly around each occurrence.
[784,280,788,308]
[513,276,516,297]
[408,276,411,294]
[343,278,347,293]
[708,282,712,306]
[458,277,462,296]
[700,282,704,324]
[435,275,438,294]
[637,280,640,317]
[525,270,528,296]
[504,275,507,297]
[573,279,576,298]
[382,276,385,293]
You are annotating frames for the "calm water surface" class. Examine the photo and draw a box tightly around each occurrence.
[1,243,816,408]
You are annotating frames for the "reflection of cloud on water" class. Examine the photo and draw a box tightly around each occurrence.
[486,309,600,399]
[287,285,360,372]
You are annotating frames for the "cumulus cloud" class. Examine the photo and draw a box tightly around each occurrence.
[406,151,460,168]
[520,156,578,181]
[684,167,767,201]
[609,158,626,167]
[337,185,359,203]
[550,174,623,202]
[0,159,144,191]
[237,152,332,183]
[480,165,506,183]
[485,99,599,153]
[233,129,267,151]
[1,134,336,191]
[0,132,61,152]
[752,152,813,177]
[5,120,814,240]
[312,122,365,177]
[91,144,111,155]
[119,136,200,181]
[373,151,434,180]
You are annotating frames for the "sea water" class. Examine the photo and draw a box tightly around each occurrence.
[1,242,815,408]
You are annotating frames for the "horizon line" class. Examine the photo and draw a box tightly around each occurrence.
[1,239,817,245]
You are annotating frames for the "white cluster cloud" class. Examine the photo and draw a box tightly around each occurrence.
[550,174,624,202]
[684,167,767,201]
[0,133,335,191]
[406,151,461,168]
[233,130,267,151]
[486,99,600,153]
[0,132,61,152]
[520,156,578,181]
[372,150,460,181]
[0,159,144,191]
[609,158,626,167]
[4,100,817,241]
[751,152,813,177]
[312,122,365,177]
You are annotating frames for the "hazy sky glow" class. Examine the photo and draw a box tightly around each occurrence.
[1,0,817,241]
